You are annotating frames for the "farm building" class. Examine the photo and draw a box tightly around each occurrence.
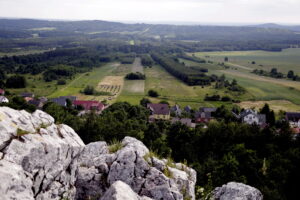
[239,109,266,126]
[184,105,192,113]
[194,107,216,123]
[0,96,9,103]
[28,99,45,109]
[147,103,170,121]
[0,89,5,95]
[21,92,35,98]
[51,96,77,107]
[286,112,300,128]
[73,100,104,111]
[171,117,196,128]
[170,104,182,117]
[194,111,213,123]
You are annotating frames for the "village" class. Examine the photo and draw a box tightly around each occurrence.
[1,87,300,135]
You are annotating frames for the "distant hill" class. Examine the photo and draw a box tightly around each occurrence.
[0,18,298,40]
[253,23,300,32]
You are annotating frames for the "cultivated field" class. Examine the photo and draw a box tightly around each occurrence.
[238,100,300,112]
[190,48,300,110]
[193,48,300,74]
[118,57,145,103]
[131,57,144,73]
[49,63,120,98]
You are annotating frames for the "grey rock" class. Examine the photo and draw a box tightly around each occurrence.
[77,137,197,200]
[0,107,198,200]
[0,107,85,200]
[211,182,263,200]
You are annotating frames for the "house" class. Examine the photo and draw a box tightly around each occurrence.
[0,96,9,103]
[170,105,182,116]
[286,112,300,128]
[28,99,44,109]
[51,96,77,107]
[39,97,48,104]
[21,92,35,98]
[171,117,196,128]
[199,107,217,113]
[73,100,104,111]
[194,107,216,123]
[194,111,212,123]
[239,109,266,125]
[0,89,5,95]
[147,103,170,121]
[184,105,192,113]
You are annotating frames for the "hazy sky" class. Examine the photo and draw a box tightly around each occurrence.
[0,0,299,24]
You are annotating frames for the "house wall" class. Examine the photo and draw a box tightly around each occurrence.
[243,114,259,125]
[153,114,170,120]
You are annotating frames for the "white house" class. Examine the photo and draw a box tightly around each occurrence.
[239,109,266,125]
[0,96,9,103]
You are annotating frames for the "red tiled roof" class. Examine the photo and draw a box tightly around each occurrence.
[73,100,104,111]
[147,103,170,115]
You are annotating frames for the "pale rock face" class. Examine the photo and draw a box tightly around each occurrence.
[76,136,197,200]
[211,182,263,200]
[0,107,85,200]
[101,181,153,200]
[0,107,198,200]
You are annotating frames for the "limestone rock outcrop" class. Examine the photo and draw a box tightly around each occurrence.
[0,107,85,200]
[0,107,196,200]
[75,135,197,200]
[211,182,263,200]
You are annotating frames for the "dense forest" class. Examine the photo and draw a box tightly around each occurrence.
[0,19,300,53]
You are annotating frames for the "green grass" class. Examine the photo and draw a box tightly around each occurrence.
[118,64,240,109]
[49,63,120,98]
[108,139,124,153]
[193,48,300,74]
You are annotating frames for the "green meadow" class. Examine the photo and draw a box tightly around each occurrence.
[10,49,300,111]
[193,48,300,74]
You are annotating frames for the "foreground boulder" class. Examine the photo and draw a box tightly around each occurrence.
[0,107,196,200]
[75,135,197,200]
[211,182,263,200]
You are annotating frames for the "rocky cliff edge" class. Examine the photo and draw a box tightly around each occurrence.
[0,107,196,200]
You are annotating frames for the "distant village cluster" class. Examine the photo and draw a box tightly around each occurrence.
[147,102,300,134]
[0,88,105,115]
[1,88,300,134]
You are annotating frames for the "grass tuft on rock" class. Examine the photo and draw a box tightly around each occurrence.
[108,139,124,153]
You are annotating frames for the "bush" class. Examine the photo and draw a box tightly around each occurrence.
[205,94,221,101]
[221,96,232,102]
[57,79,66,85]
[148,90,159,97]
[140,98,151,107]
[83,85,94,95]
[6,75,26,88]
[125,72,146,80]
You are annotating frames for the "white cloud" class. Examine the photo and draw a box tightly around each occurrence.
[0,0,299,24]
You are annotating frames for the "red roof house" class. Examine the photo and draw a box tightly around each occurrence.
[73,100,104,111]
[0,89,5,95]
